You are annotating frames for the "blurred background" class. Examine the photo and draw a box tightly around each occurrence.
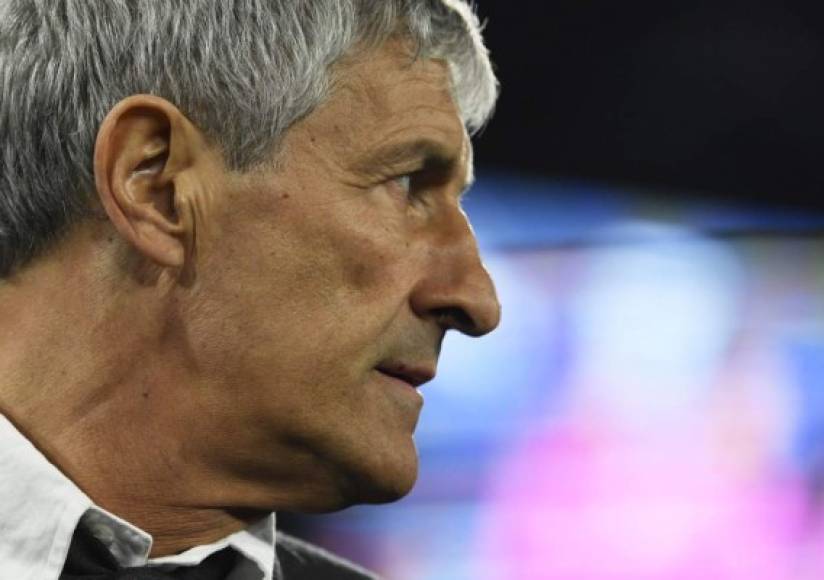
[280,1,824,578]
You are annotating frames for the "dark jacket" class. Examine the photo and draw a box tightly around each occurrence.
[276,532,380,579]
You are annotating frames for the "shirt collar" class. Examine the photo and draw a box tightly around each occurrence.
[0,413,279,580]
[147,513,278,579]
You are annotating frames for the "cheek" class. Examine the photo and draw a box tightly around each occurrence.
[321,205,422,300]
[342,237,407,294]
[189,181,423,372]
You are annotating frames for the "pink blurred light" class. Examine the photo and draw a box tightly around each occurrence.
[475,415,810,579]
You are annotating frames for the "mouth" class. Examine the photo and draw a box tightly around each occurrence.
[375,362,436,389]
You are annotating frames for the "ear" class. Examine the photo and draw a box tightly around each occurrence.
[93,95,206,270]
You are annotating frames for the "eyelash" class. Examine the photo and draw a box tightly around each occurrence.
[386,172,419,202]
[384,164,450,204]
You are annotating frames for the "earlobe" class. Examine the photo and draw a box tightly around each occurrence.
[94,95,201,271]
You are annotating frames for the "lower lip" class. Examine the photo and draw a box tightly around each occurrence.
[377,371,424,401]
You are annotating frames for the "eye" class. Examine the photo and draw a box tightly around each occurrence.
[383,166,446,205]
[391,174,412,194]
[385,173,415,200]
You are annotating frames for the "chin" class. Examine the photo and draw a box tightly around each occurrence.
[363,437,420,502]
[358,461,419,505]
[316,446,420,512]
[282,448,419,514]
[296,472,418,514]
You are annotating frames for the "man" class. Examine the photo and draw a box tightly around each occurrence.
[0,0,500,578]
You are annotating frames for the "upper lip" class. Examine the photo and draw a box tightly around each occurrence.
[376,362,436,388]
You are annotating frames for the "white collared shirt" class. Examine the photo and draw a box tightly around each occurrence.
[0,414,281,580]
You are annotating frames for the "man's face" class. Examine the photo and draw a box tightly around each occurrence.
[183,40,500,510]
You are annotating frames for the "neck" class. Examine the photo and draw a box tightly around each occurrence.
[0,230,264,556]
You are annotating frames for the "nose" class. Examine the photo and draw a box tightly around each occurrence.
[410,206,501,337]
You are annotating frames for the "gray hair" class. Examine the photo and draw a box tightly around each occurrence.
[0,0,498,278]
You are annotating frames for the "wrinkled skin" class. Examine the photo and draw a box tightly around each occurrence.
[0,39,500,556]
[180,40,501,509]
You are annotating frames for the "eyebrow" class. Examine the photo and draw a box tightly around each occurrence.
[356,137,475,194]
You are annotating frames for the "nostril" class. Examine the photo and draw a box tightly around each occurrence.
[433,307,475,335]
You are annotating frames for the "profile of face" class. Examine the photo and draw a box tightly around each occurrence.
[99,39,500,513]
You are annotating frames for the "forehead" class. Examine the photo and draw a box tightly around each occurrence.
[291,39,469,166]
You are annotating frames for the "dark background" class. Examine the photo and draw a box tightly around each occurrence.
[473,1,824,210]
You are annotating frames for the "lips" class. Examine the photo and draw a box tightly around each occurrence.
[376,362,436,388]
